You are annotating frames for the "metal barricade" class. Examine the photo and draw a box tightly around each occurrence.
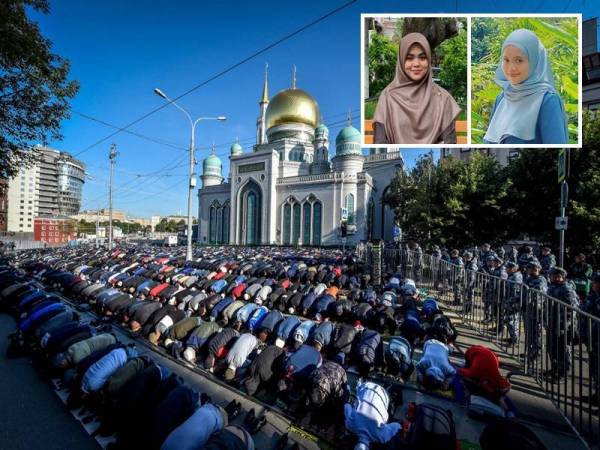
[359,246,600,446]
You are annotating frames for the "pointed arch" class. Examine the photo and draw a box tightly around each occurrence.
[312,201,322,245]
[238,179,262,245]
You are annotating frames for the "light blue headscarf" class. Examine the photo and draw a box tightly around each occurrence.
[484,29,559,143]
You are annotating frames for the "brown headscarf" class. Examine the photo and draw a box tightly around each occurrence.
[373,32,460,144]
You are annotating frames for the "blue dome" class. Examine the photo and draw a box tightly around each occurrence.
[315,123,329,135]
[203,153,222,176]
[230,142,243,156]
[335,125,362,156]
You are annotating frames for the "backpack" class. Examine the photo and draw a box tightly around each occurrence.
[405,402,457,450]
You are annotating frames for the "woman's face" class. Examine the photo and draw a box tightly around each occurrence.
[502,45,529,85]
[404,43,429,82]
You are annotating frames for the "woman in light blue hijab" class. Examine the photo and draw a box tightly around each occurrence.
[484,29,568,144]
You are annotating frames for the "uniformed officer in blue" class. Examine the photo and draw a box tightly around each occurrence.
[522,260,547,365]
[539,246,556,279]
[544,266,579,382]
[582,273,600,405]
[503,261,523,345]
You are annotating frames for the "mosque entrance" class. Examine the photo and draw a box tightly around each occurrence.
[239,179,262,245]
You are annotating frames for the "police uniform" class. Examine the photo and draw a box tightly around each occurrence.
[503,263,523,344]
[523,263,548,362]
[546,267,579,380]
[540,253,556,278]
[582,275,600,399]
[449,256,464,304]
[463,255,478,313]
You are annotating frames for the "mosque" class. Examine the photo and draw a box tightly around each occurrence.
[196,69,403,246]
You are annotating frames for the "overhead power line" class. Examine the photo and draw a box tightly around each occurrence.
[72,0,358,157]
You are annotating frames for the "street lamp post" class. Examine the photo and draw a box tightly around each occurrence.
[154,88,226,262]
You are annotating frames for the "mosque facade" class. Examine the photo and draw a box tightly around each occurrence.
[196,70,403,246]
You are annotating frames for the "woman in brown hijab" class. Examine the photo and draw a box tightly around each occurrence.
[373,32,460,144]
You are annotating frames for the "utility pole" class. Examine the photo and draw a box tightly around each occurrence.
[108,143,117,250]
[557,149,569,267]
[95,210,99,249]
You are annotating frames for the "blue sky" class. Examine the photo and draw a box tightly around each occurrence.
[32,0,594,217]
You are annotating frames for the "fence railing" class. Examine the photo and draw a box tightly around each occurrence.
[364,245,600,447]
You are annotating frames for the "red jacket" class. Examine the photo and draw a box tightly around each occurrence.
[458,345,510,399]
[213,271,227,280]
[149,282,169,298]
[232,283,247,299]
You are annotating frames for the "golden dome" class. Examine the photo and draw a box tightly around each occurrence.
[265,88,320,130]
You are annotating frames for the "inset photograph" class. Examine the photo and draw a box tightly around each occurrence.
[362,16,467,146]
[471,16,580,145]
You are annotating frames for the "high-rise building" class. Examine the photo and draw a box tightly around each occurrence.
[583,18,600,112]
[6,146,85,233]
[0,179,7,233]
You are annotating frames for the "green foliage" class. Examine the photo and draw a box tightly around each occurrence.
[386,114,600,253]
[367,32,398,98]
[471,17,578,143]
[155,218,182,233]
[385,152,510,248]
[437,29,467,107]
[0,0,79,179]
[365,100,376,120]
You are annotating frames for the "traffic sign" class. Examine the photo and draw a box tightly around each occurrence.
[558,149,567,184]
[555,216,568,230]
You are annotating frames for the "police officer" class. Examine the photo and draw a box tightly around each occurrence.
[503,262,523,345]
[522,261,547,363]
[539,246,556,279]
[518,246,539,272]
[483,256,507,325]
[570,253,593,301]
[449,249,464,305]
[463,251,478,314]
[582,273,600,405]
[479,243,496,269]
[496,246,506,261]
[491,256,508,329]
[545,267,579,382]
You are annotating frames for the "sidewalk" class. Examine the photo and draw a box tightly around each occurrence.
[0,314,98,450]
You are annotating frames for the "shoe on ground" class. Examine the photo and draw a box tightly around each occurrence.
[248,415,267,435]
[243,408,255,427]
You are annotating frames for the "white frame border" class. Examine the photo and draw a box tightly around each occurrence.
[360,13,583,149]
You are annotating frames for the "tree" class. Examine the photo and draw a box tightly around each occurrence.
[437,28,467,107]
[0,0,79,179]
[368,32,398,98]
[402,18,459,51]
[385,152,510,248]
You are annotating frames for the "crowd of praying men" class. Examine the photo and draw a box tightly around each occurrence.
[0,244,565,449]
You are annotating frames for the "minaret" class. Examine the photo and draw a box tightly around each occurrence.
[256,63,269,146]
[292,64,297,89]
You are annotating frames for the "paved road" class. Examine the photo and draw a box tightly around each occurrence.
[0,314,98,450]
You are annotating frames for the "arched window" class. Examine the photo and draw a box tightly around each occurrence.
[345,193,355,225]
[216,207,223,244]
[209,207,217,244]
[293,203,301,245]
[222,203,230,244]
[302,202,311,245]
[312,201,322,245]
[283,203,291,245]
[239,180,262,245]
